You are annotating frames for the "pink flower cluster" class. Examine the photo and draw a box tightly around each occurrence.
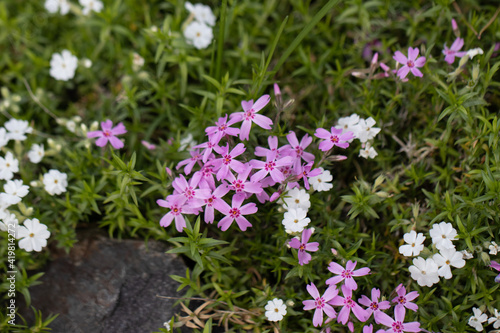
[303,260,421,332]
[156,91,354,232]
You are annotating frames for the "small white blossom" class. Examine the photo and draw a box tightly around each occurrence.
[0,152,19,181]
[17,218,50,252]
[408,257,440,287]
[468,307,488,331]
[79,0,103,15]
[0,213,18,234]
[489,241,499,255]
[359,142,378,159]
[178,133,197,152]
[50,50,78,81]
[163,321,171,331]
[0,179,29,205]
[132,53,145,71]
[336,114,360,138]
[282,208,310,233]
[308,168,333,192]
[467,48,484,59]
[28,144,45,164]
[461,249,473,260]
[429,221,458,250]
[184,21,213,50]
[5,118,33,141]
[264,298,287,322]
[283,187,311,211]
[66,120,76,133]
[185,2,216,26]
[433,247,465,279]
[43,169,68,195]
[45,0,70,15]
[398,230,425,257]
[82,58,92,68]
[0,128,9,148]
[355,117,381,143]
[488,309,500,329]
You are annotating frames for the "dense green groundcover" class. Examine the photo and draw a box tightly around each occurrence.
[1,0,500,332]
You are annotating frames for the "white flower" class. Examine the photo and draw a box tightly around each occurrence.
[398,230,425,257]
[489,241,499,255]
[433,247,465,279]
[355,117,381,143]
[264,298,287,322]
[468,307,488,331]
[467,48,484,59]
[0,152,19,181]
[308,168,333,192]
[0,179,29,205]
[163,321,171,331]
[43,169,68,195]
[489,309,500,329]
[45,0,70,15]
[17,218,51,252]
[5,118,33,141]
[50,50,78,81]
[178,133,197,152]
[0,213,18,234]
[184,21,213,50]
[185,2,216,26]
[359,142,378,159]
[461,249,473,260]
[408,257,440,287]
[0,128,9,148]
[28,144,45,164]
[282,208,310,233]
[283,187,310,211]
[429,221,458,250]
[66,120,76,133]
[336,114,360,138]
[79,0,103,15]
[82,58,92,68]
[132,52,145,70]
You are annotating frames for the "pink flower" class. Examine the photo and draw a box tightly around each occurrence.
[171,174,211,208]
[217,193,257,231]
[210,143,247,181]
[328,285,369,325]
[303,283,339,327]
[393,47,426,79]
[230,95,273,140]
[141,140,156,150]
[250,151,293,183]
[326,260,370,291]
[392,284,419,312]
[87,119,127,149]
[205,114,240,145]
[297,161,321,190]
[255,136,284,158]
[442,38,467,64]
[314,127,354,151]
[491,260,500,283]
[288,228,319,265]
[282,131,315,173]
[202,184,229,223]
[193,141,217,163]
[176,149,203,175]
[156,196,200,232]
[358,288,391,324]
[376,306,421,333]
[225,166,262,196]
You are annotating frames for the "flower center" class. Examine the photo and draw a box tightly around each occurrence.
[103,130,112,137]
[299,244,305,251]
[370,302,379,310]
[330,135,339,143]
[442,234,446,238]
[264,161,276,171]
[29,233,35,238]
[229,208,241,218]
[398,296,406,304]
[392,321,403,333]
[293,219,299,224]
[446,260,450,265]
[344,296,354,308]
[315,297,325,309]
[407,60,414,68]
[184,187,195,199]
[342,269,353,279]
[244,110,255,120]
[223,155,232,165]
[274,308,279,312]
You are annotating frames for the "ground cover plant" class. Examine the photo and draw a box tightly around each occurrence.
[1,0,500,332]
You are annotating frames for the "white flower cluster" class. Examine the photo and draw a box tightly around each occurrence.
[281,186,311,234]
[44,0,103,16]
[468,307,500,332]
[183,2,215,49]
[399,222,467,287]
[335,114,381,159]
[0,118,68,252]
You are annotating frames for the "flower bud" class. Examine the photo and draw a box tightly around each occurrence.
[286,299,295,307]
[273,83,281,96]
[472,64,480,81]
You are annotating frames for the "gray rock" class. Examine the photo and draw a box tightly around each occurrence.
[20,230,188,333]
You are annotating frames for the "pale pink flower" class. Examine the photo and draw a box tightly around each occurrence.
[303,283,339,327]
[288,228,319,265]
[443,38,467,64]
[326,260,371,291]
[230,95,273,140]
[217,193,257,231]
[393,47,426,79]
[87,120,127,149]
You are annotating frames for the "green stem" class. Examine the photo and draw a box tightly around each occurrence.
[215,0,228,82]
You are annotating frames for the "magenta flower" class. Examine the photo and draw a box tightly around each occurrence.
[283,131,315,173]
[157,196,199,232]
[288,228,319,265]
[205,114,240,145]
[393,47,426,79]
[230,95,273,140]
[250,151,293,183]
[392,284,419,312]
[328,284,369,325]
[193,141,217,163]
[326,260,370,291]
[491,260,500,283]
[442,37,467,64]
[376,306,421,333]
[194,164,216,191]
[225,166,262,196]
[87,119,127,149]
[217,193,257,231]
[202,184,229,224]
[358,288,391,324]
[176,149,203,175]
[210,143,247,181]
[303,283,339,327]
[171,174,211,208]
[314,127,354,151]
[141,140,156,150]
[255,136,283,158]
[298,161,322,190]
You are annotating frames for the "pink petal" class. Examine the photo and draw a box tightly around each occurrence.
[375,311,394,327]
[323,285,339,301]
[371,288,380,301]
[410,67,423,77]
[312,308,323,327]
[405,291,419,302]
[111,122,127,135]
[241,100,253,112]
[232,193,246,208]
[450,37,464,51]
[306,283,320,299]
[95,137,109,147]
[358,295,372,307]
[298,250,311,265]
[345,278,358,291]
[305,242,319,252]
[239,120,252,140]
[253,114,273,129]
[287,131,299,147]
[346,260,356,271]
[235,216,252,231]
[174,215,186,232]
[405,302,418,312]
[326,276,344,286]
[318,141,333,151]
[328,261,345,274]
[251,94,270,112]
[159,213,174,227]
[289,238,301,249]
[378,300,391,310]
[414,56,426,67]
[230,143,246,157]
[303,299,316,311]
[218,216,234,231]
[394,304,406,322]
[108,136,124,149]
[87,130,103,138]
[352,303,368,322]
[240,202,258,215]
[270,168,285,183]
[353,267,371,276]
[397,66,410,79]
[403,322,421,332]
[393,51,408,64]
[204,206,214,223]
[101,119,113,130]
[314,128,331,139]
[337,306,350,325]
[408,47,419,61]
[323,304,337,319]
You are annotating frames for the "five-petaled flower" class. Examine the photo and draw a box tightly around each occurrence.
[314,127,354,151]
[443,37,467,64]
[87,119,127,149]
[288,228,319,265]
[303,283,339,327]
[326,260,371,291]
[217,193,257,231]
[230,95,273,141]
[393,47,426,79]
